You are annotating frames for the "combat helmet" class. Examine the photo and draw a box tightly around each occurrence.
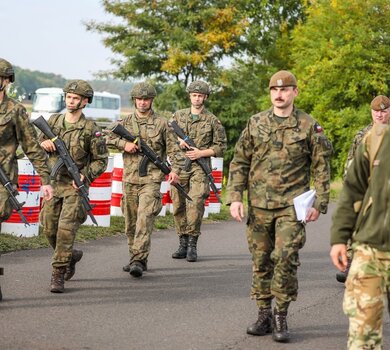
[186,80,211,95]
[130,82,157,99]
[63,80,94,103]
[0,58,15,82]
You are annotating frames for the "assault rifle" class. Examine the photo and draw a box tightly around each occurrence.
[0,164,29,225]
[33,116,98,226]
[110,123,192,202]
[168,120,222,203]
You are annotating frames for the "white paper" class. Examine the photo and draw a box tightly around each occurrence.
[293,189,316,223]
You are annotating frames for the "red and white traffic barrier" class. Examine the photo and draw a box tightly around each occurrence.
[209,157,223,214]
[1,158,41,237]
[110,153,123,216]
[84,156,114,227]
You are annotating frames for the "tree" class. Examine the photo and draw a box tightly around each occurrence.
[86,0,247,86]
[287,0,390,177]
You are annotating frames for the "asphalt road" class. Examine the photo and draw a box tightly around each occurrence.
[0,203,389,350]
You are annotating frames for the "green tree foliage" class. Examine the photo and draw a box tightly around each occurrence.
[86,0,247,86]
[288,0,390,177]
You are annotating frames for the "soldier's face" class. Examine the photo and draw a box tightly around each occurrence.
[190,93,207,109]
[135,97,153,113]
[65,93,88,111]
[270,86,298,109]
[371,108,390,125]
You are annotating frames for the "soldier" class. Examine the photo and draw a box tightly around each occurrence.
[39,80,108,293]
[336,95,390,284]
[0,58,54,301]
[330,107,390,349]
[170,80,227,262]
[226,70,332,342]
[107,82,181,278]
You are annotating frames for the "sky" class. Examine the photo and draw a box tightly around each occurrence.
[1,1,118,80]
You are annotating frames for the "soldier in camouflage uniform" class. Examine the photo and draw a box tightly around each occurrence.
[170,80,227,262]
[0,58,54,301]
[331,97,390,349]
[39,80,108,293]
[107,82,181,278]
[337,95,390,284]
[226,71,332,342]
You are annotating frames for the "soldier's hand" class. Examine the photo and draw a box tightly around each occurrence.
[124,141,139,154]
[40,139,56,153]
[230,201,245,222]
[167,172,179,184]
[72,174,85,190]
[305,207,320,222]
[178,138,190,150]
[41,184,54,201]
[185,147,202,160]
[330,244,348,271]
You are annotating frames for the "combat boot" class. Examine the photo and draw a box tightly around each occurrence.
[172,234,189,259]
[246,308,272,336]
[50,266,66,293]
[123,260,147,272]
[336,257,352,283]
[64,249,83,281]
[129,261,144,278]
[186,235,198,262]
[272,309,290,342]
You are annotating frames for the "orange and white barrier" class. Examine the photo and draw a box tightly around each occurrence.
[1,158,41,237]
[209,157,223,214]
[83,156,114,227]
[110,153,123,216]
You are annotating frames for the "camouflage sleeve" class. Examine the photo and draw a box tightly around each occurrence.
[164,119,183,175]
[209,117,227,157]
[104,119,128,151]
[84,124,109,184]
[15,106,51,185]
[331,143,369,245]
[310,123,333,213]
[226,120,253,204]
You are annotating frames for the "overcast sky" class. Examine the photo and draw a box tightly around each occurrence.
[1,1,118,80]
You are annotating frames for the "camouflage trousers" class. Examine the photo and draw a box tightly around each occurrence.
[171,169,209,237]
[40,195,87,268]
[246,205,306,312]
[344,244,390,350]
[121,182,162,265]
[0,191,13,223]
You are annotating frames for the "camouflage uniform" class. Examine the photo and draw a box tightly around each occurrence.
[39,113,108,267]
[170,108,227,238]
[0,94,51,222]
[106,111,182,267]
[227,107,332,312]
[344,123,373,179]
[331,123,390,349]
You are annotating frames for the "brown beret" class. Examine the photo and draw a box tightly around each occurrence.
[371,95,390,111]
[269,70,297,88]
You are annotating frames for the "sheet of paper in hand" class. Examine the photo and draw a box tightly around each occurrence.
[293,189,316,223]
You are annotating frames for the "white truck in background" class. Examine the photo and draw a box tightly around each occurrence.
[30,87,121,124]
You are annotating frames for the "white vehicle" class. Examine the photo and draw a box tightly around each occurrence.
[30,87,121,123]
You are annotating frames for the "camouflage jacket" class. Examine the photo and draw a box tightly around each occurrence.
[39,113,108,196]
[331,125,390,251]
[226,107,332,213]
[172,107,227,171]
[0,94,51,189]
[343,123,373,179]
[106,111,183,184]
